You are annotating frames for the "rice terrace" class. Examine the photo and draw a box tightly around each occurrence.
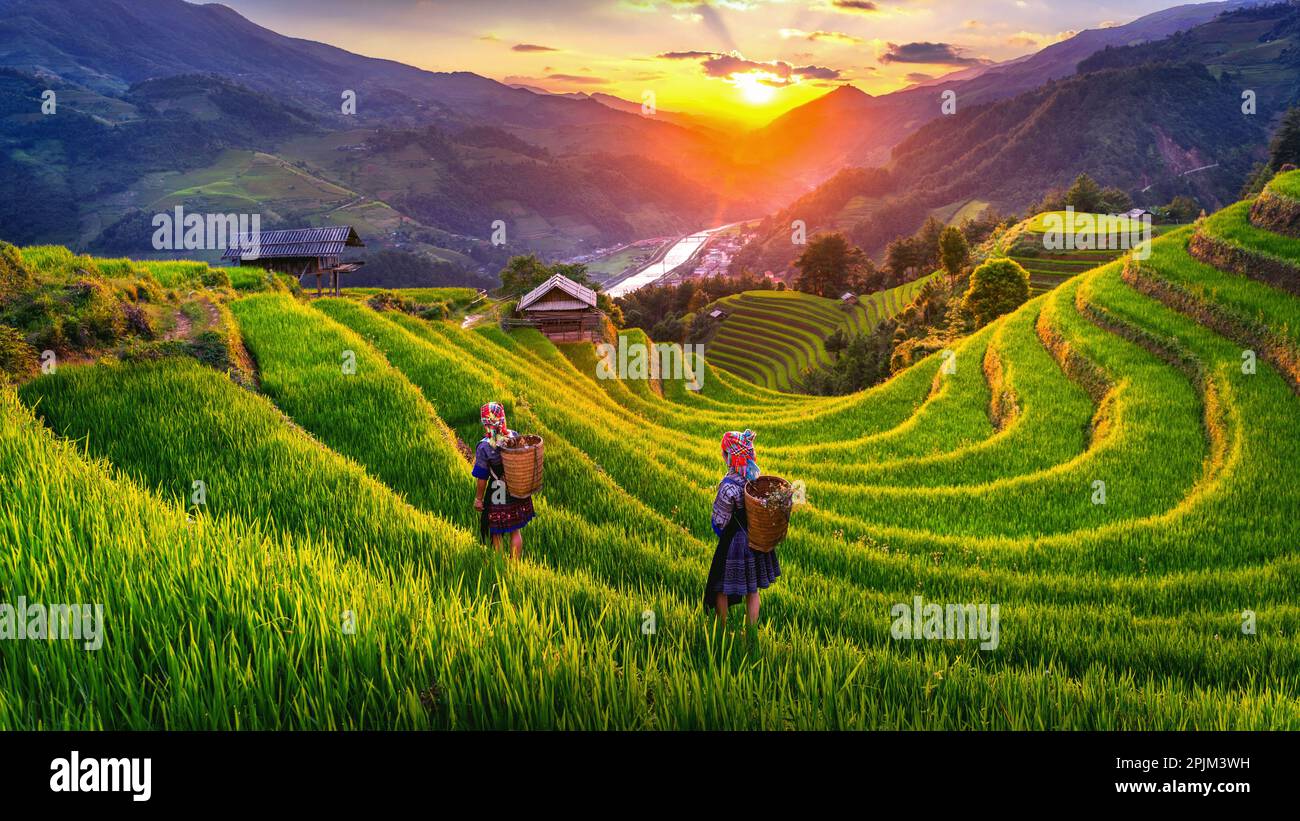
[1,0,1299,769]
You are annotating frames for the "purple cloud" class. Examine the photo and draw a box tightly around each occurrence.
[879,42,985,66]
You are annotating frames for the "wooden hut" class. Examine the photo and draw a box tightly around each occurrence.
[839,291,859,308]
[222,227,364,296]
[511,274,603,342]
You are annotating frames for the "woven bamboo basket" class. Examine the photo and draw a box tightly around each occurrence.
[744,475,792,552]
[500,434,544,497]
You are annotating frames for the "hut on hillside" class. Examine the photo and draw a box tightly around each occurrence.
[840,291,859,308]
[222,226,364,296]
[708,308,728,320]
[510,274,603,342]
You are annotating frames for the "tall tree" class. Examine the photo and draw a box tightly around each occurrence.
[884,236,920,283]
[793,233,865,298]
[1270,106,1300,170]
[938,226,969,277]
[1065,173,1105,212]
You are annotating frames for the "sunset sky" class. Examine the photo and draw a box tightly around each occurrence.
[219,0,1196,125]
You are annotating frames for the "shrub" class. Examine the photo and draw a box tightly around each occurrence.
[0,242,34,306]
[66,279,127,346]
[418,302,450,321]
[0,325,38,381]
[368,290,449,321]
[122,303,155,339]
[200,268,232,289]
[963,258,1030,327]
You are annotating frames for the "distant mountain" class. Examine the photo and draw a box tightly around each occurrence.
[0,0,786,197]
[746,0,1263,186]
[736,1,1290,274]
[735,85,881,181]
[0,0,797,270]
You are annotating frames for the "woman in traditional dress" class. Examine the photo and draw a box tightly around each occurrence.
[702,429,780,625]
[471,401,534,560]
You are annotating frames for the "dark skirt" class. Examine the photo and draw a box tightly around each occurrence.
[482,494,534,537]
[702,505,780,610]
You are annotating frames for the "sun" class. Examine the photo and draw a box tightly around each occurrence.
[732,72,778,105]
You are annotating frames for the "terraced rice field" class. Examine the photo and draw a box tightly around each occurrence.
[3,177,1300,730]
[1005,211,1183,296]
[705,277,938,390]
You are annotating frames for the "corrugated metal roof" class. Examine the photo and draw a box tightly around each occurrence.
[518,274,598,311]
[221,226,364,260]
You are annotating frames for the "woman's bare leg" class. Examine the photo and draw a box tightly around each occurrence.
[746,591,760,625]
[491,534,502,553]
[509,530,523,560]
[714,592,728,623]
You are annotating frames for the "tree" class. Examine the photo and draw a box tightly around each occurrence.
[1165,195,1199,223]
[823,328,848,359]
[962,258,1030,328]
[651,312,685,343]
[793,232,865,298]
[1099,186,1132,214]
[938,226,969,277]
[686,312,717,344]
[1064,173,1104,213]
[884,236,920,283]
[686,287,709,313]
[1269,106,1300,170]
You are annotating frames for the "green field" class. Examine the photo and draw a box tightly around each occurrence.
[2,174,1300,729]
[704,277,938,390]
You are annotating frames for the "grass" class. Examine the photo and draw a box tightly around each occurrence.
[4,181,1300,729]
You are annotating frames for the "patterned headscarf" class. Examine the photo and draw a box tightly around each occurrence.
[481,402,509,447]
[721,429,759,480]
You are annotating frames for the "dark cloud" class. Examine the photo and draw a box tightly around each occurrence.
[905,72,933,83]
[879,42,985,66]
[699,53,840,84]
[658,50,720,59]
[512,43,557,52]
[832,0,878,12]
[795,64,841,80]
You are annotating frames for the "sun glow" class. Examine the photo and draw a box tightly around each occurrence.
[732,72,778,105]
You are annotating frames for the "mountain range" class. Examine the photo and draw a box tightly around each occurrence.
[734,1,1295,275]
[0,0,1291,285]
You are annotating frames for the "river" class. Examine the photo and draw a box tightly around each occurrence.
[603,222,742,298]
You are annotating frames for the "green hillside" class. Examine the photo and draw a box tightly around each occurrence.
[3,172,1300,729]
[705,277,938,390]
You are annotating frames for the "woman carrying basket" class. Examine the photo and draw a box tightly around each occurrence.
[702,429,780,626]
[472,401,534,560]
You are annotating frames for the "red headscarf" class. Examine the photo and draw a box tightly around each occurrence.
[480,402,509,447]
[720,429,756,477]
